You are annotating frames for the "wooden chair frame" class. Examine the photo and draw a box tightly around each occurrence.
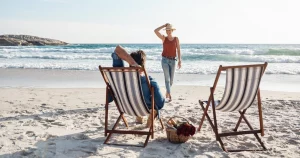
[99,66,164,147]
[198,63,268,152]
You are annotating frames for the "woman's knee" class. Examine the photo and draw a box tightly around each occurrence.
[165,79,170,84]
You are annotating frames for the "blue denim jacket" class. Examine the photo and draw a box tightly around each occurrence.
[108,52,165,112]
[140,75,165,110]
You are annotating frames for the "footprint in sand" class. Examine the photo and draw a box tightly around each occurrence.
[28,98,35,101]
[72,133,90,140]
[40,103,51,109]
[21,110,33,114]
[22,120,37,126]
[25,131,35,137]
[39,133,57,140]
[34,115,42,121]
[187,117,197,123]
[20,148,36,156]
[45,119,56,123]
[78,146,97,154]
[51,122,65,126]
[187,109,193,113]
[287,139,299,145]
[55,108,65,114]
[83,114,90,118]
[5,101,14,104]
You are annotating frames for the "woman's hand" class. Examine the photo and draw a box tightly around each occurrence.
[177,60,181,69]
[130,63,141,67]
[155,24,168,41]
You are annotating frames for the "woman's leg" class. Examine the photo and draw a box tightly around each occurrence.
[168,60,176,100]
[161,57,171,96]
[169,59,176,87]
[111,52,124,67]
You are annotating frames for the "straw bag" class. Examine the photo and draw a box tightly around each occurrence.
[166,116,193,143]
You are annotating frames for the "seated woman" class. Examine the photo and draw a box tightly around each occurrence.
[108,45,165,127]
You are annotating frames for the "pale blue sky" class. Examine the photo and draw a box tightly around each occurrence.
[0,0,299,44]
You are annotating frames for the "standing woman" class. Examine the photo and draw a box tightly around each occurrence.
[154,23,181,101]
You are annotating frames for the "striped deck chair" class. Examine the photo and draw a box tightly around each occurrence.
[198,62,268,152]
[99,66,164,147]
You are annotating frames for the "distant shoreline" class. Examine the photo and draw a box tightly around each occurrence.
[0,34,68,46]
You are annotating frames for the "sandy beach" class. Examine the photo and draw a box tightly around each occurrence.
[0,85,299,157]
[1,0,300,157]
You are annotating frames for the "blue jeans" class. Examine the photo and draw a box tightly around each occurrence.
[161,57,176,94]
[111,52,124,67]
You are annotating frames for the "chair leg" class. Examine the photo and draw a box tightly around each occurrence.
[151,87,155,139]
[233,110,246,132]
[104,114,122,144]
[121,115,129,128]
[151,110,154,139]
[103,113,154,147]
[144,132,151,147]
[233,108,266,150]
[105,101,109,136]
[200,102,266,152]
[199,100,227,151]
[239,112,267,150]
[198,100,216,132]
[211,90,220,141]
[218,110,267,152]
[141,123,154,147]
[150,126,154,139]
[210,88,228,152]
[198,98,213,131]
[257,89,264,136]
[105,88,109,136]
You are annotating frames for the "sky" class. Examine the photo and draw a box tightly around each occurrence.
[0,0,299,44]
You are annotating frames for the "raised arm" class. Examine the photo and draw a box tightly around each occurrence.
[176,37,181,69]
[154,23,168,41]
[114,45,139,66]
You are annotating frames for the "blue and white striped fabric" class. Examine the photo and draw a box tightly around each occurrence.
[104,69,150,116]
[215,66,264,112]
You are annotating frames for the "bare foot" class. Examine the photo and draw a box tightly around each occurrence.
[136,116,144,124]
[166,93,170,99]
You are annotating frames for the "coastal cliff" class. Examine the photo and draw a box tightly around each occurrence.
[0,35,68,46]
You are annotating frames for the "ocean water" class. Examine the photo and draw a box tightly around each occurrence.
[1,44,300,91]
[1,44,300,75]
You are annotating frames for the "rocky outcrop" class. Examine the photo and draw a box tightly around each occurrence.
[0,35,68,46]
